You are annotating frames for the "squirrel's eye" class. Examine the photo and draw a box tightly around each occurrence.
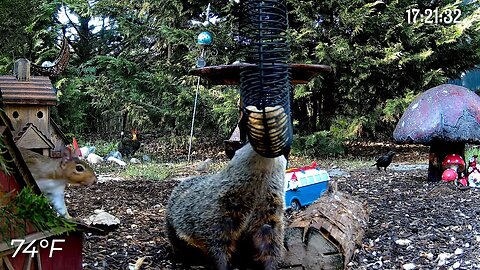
[76,165,85,172]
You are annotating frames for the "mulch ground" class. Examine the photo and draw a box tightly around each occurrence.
[66,143,480,270]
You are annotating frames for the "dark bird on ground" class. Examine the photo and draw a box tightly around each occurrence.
[373,150,396,171]
[118,130,141,157]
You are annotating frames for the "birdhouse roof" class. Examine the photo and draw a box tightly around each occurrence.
[0,75,57,106]
[50,119,68,143]
[14,123,55,149]
[0,112,39,193]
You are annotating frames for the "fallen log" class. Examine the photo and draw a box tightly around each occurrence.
[281,185,369,270]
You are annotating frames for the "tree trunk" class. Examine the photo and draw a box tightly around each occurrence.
[281,187,369,270]
[292,98,309,133]
[310,96,318,132]
[319,74,337,130]
[428,141,466,182]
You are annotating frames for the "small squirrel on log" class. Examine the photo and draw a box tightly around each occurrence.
[166,143,287,270]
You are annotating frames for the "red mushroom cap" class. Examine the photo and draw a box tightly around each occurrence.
[458,176,468,187]
[442,154,465,172]
[442,169,458,182]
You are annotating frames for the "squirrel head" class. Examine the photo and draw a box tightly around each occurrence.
[60,147,97,186]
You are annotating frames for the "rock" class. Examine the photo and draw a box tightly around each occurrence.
[327,168,350,177]
[81,146,96,157]
[453,261,461,269]
[86,209,120,232]
[142,155,151,162]
[80,146,91,158]
[105,150,123,161]
[130,158,141,164]
[395,239,412,246]
[87,153,104,164]
[402,263,416,270]
[195,158,212,172]
[107,156,127,167]
[454,248,463,255]
[437,253,452,266]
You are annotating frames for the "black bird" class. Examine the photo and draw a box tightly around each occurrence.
[373,150,396,171]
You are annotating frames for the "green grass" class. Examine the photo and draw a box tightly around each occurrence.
[121,163,172,181]
[87,140,119,157]
[288,154,371,171]
[466,145,480,163]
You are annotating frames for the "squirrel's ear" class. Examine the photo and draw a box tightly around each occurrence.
[61,146,73,162]
[72,148,81,158]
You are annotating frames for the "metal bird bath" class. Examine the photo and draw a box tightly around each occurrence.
[190,63,331,158]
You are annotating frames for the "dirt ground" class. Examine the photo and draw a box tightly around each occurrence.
[67,143,480,270]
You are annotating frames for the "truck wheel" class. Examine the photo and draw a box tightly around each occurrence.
[291,199,301,211]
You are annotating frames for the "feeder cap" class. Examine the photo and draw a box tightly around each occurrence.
[197,31,213,45]
[442,168,458,182]
[442,154,465,172]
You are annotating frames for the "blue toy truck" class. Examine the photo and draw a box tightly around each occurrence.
[284,163,330,211]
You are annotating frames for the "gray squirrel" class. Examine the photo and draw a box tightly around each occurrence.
[19,147,97,218]
[166,143,287,270]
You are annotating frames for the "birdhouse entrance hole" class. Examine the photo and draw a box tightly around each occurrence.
[12,111,19,119]
[37,111,43,118]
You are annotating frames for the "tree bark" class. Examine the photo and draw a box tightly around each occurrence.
[281,188,369,270]
[320,74,337,130]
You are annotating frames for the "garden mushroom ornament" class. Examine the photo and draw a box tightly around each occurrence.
[441,169,458,182]
[467,155,480,187]
[393,84,480,182]
[442,154,465,172]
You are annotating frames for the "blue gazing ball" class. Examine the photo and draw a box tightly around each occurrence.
[197,31,213,45]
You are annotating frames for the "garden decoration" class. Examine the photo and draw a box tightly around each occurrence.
[0,108,86,270]
[393,84,480,182]
[187,3,214,162]
[30,37,71,78]
[442,168,458,182]
[441,154,467,186]
[442,154,465,172]
[467,155,480,187]
[0,59,68,158]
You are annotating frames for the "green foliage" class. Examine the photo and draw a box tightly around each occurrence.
[0,188,76,241]
[330,116,370,140]
[52,77,91,134]
[121,163,172,181]
[1,0,479,141]
[209,87,240,136]
[291,131,344,157]
[289,0,480,136]
[382,91,419,124]
[86,140,118,157]
[466,145,480,163]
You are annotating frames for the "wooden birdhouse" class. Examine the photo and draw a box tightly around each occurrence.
[0,59,67,157]
[0,108,84,270]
